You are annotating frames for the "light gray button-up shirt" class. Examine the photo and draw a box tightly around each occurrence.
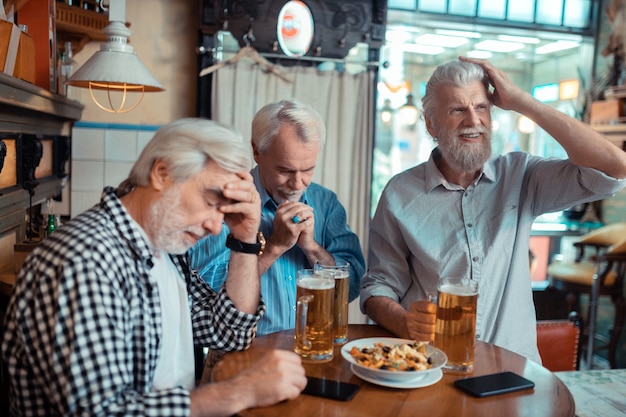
[361,149,626,362]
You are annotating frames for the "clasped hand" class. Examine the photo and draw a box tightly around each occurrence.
[270,201,315,252]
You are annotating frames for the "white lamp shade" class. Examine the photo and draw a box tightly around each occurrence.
[67,48,164,92]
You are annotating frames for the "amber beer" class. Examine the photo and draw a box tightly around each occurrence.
[294,270,335,363]
[314,261,350,344]
[434,278,478,374]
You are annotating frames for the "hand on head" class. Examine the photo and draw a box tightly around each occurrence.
[406,300,437,343]
[459,56,528,112]
[220,171,262,242]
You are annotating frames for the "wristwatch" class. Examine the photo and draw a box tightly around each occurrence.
[226,231,266,255]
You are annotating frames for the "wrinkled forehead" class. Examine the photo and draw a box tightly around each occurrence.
[437,81,490,106]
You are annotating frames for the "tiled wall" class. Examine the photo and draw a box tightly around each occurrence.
[70,123,160,218]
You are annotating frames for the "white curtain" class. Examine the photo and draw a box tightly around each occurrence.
[210,62,374,323]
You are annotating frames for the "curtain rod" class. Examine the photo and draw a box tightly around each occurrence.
[213,48,380,68]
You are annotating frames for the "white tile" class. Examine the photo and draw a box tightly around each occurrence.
[70,191,102,218]
[71,160,104,192]
[105,161,134,188]
[137,130,155,155]
[105,129,138,162]
[72,128,105,160]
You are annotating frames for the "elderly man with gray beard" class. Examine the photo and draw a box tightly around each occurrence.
[360,57,626,363]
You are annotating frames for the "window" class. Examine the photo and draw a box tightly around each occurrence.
[371,5,598,215]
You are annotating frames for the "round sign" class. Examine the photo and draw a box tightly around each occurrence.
[276,1,314,57]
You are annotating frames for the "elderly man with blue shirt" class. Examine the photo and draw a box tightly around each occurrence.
[189,100,365,335]
[361,58,626,363]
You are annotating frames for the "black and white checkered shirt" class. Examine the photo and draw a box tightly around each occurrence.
[2,187,264,416]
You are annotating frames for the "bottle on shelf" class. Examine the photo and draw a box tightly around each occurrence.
[43,198,56,238]
[45,214,56,237]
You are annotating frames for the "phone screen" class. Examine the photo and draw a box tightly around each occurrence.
[302,376,360,401]
[454,371,535,398]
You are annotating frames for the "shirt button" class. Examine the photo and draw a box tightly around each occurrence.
[293,305,296,311]
[467,223,473,227]
[476,334,480,339]
[472,256,479,262]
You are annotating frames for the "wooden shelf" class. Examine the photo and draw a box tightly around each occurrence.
[12,1,108,55]
[590,123,626,150]
[55,2,108,55]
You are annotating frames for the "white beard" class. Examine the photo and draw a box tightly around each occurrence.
[147,186,205,254]
[437,126,492,172]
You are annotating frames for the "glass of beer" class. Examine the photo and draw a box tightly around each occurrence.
[433,277,478,374]
[294,269,335,363]
[314,260,350,345]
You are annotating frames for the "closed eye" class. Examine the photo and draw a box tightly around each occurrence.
[205,187,235,208]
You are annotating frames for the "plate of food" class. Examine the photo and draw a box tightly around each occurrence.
[350,364,443,389]
[341,337,447,384]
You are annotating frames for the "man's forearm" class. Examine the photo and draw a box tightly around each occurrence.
[363,296,409,339]
[519,99,626,178]
[224,252,261,314]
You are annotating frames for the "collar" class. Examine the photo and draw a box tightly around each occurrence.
[424,147,496,193]
[103,186,155,268]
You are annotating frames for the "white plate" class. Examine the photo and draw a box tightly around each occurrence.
[351,364,443,389]
[341,337,447,383]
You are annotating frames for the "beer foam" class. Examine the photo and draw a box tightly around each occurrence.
[299,277,335,290]
[439,283,478,296]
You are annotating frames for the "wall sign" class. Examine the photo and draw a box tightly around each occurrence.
[200,0,387,59]
[276,1,314,57]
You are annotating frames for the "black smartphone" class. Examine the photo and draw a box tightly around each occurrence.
[302,376,360,401]
[454,371,535,398]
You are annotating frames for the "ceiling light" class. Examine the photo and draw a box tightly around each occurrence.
[498,35,541,44]
[535,40,579,55]
[386,29,412,44]
[435,29,481,39]
[467,50,493,59]
[403,44,445,55]
[517,116,536,134]
[398,94,419,126]
[380,99,394,126]
[414,33,468,48]
[66,0,164,113]
[474,40,525,53]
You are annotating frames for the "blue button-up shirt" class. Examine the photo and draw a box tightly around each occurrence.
[361,149,626,362]
[189,165,365,335]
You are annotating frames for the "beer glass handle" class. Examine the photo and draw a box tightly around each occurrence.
[296,295,313,350]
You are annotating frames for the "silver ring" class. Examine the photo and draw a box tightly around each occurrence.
[292,215,300,224]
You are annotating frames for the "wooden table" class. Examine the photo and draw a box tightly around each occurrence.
[211,324,575,417]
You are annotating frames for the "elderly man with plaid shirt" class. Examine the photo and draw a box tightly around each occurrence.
[2,119,306,417]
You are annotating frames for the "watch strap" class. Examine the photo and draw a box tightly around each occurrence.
[226,232,265,255]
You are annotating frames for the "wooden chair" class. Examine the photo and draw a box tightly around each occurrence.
[546,223,626,369]
[536,312,582,371]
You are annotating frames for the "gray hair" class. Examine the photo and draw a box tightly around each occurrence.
[421,60,491,122]
[121,118,250,191]
[251,99,326,153]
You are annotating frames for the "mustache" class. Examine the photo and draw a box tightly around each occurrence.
[457,126,489,135]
